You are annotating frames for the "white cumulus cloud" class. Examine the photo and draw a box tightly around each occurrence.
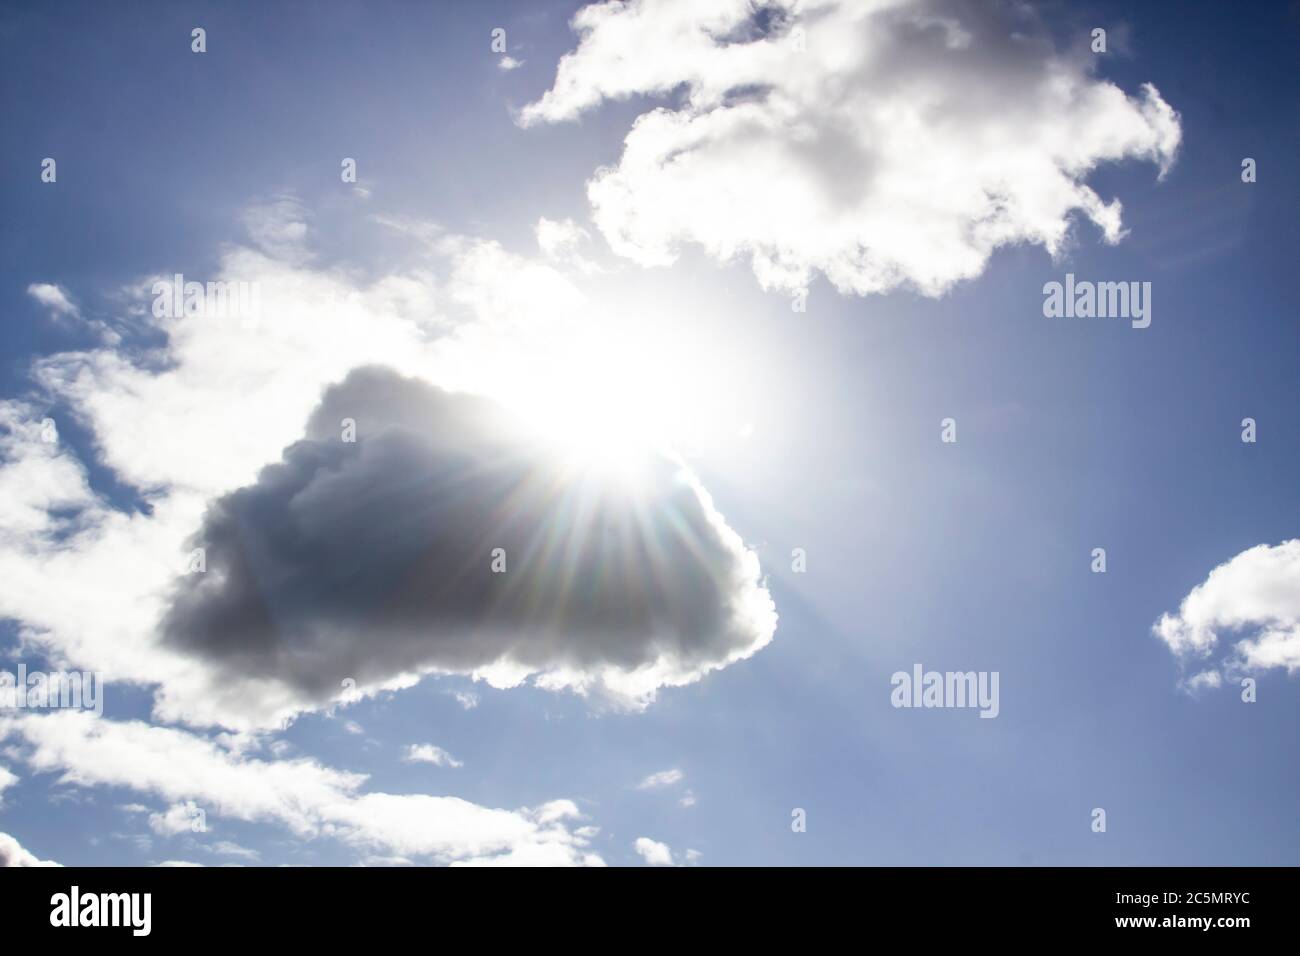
[1154,540,1300,686]
[522,0,1181,297]
[633,836,674,866]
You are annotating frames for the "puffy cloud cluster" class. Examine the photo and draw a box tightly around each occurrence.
[522,0,1182,296]
[0,198,778,863]
[0,201,773,730]
[1155,540,1300,687]
[3,12,853,852]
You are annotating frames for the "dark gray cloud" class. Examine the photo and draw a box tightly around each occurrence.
[160,367,775,713]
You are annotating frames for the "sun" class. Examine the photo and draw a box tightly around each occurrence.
[515,363,664,487]
[545,407,661,487]
[434,297,750,488]
[483,327,688,485]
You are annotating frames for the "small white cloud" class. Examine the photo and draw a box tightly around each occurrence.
[26,283,79,318]
[1155,539,1300,683]
[148,801,203,836]
[678,790,697,808]
[451,690,480,711]
[404,743,464,769]
[498,55,523,71]
[342,721,364,735]
[636,768,684,790]
[633,837,674,866]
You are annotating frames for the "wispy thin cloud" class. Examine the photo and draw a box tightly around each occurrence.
[404,744,464,769]
[636,768,684,790]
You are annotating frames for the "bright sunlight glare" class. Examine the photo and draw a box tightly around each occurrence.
[479,320,743,485]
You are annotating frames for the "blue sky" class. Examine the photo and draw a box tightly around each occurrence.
[1,0,1298,867]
